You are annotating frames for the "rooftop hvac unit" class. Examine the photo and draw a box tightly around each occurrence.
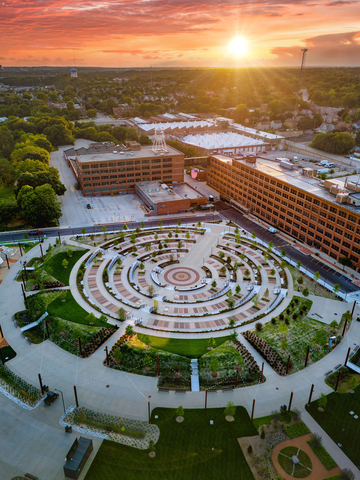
[156,188,159,192]
[148,189,152,193]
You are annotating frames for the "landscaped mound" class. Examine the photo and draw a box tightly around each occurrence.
[278,446,312,478]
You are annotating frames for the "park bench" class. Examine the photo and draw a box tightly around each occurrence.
[25,474,39,480]
[207,389,217,393]
[324,370,333,376]
[158,388,170,393]
[222,387,234,392]
[334,364,342,370]
[175,389,186,394]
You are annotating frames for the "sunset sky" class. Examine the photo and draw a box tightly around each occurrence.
[2,0,360,67]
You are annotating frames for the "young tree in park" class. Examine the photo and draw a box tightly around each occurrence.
[235,285,241,295]
[228,329,238,342]
[220,266,227,275]
[168,231,172,238]
[219,251,225,259]
[281,250,286,258]
[302,287,310,297]
[268,240,273,249]
[139,262,145,271]
[240,253,246,263]
[86,312,97,324]
[123,223,128,230]
[280,260,286,270]
[333,284,340,294]
[224,401,236,417]
[185,231,190,240]
[297,276,304,287]
[228,318,236,328]
[67,248,73,257]
[211,280,217,289]
[244,268,250,277]
[158,220,162,229]
[99,314,108,324]
[141,221,145,228]
[208,337,216,348]
[233,262,239,273]
[125,325,134,336]
[177,241,183,248]
[117,258,122,267]
[314,270,320,294]
[263,288,269,300]
[130,233,136,244]
[151,251,157,259]
[145,243,151,252]
[176,406,184,417]
[196,221,201,229]
[270,268,276,276]
[158,242,163,250]
[102,225,107,238]
[226,290,232,299]
[235,234,241,245]
[62,258,68,268]
[118,307,126,321]
[153,299,159,313]
[177,219,181,226]
[296,260,302,269]
[132,245,137,254]
[251,231,256,240]
[234,226,239,235]
[154,233,158,240]
[82,228,86,235]
[148,284,155,297]
[226,256,231,264]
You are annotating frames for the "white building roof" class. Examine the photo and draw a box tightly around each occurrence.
[133,117,148,124]
[139,120,215,132]
[182,132,267,150]
[232,123,283,140]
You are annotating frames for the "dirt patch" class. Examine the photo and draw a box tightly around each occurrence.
[176,416,184,423]
[271,433,341,480]
[149,451,156,458]
[225,415,234,422]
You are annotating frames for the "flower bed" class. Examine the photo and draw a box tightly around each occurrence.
[0,364,42,407]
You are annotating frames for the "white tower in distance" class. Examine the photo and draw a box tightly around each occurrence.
[152,128,168,154]
[70,68,78,78]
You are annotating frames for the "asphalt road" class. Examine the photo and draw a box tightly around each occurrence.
[215,200,359,295]
[0,213,222,243]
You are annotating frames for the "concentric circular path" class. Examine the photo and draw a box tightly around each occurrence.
[164,267,200,286]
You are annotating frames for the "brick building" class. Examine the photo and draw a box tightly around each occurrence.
[64,142,184,197]
[208,154,360,270]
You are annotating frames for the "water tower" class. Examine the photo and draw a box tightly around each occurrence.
[70,68,78,78]
[152,128,168,154]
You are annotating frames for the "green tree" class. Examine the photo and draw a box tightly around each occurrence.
[224,401,236,417]
[333,284,340,294]
[17,184,62,226]
[82,228,86,235]
[87,109,97,119]
[313,271,320,293]
[158,220,162,229]
[118,307,126,321]
[318,393,327,411]
[102,225,107,237]
[235,285,241,295]
[176,406,184,417]
[302,287,310,297]
[125,325,134,336]
[62,258,68,268]
[153,299,159,313]
[177,241,183,248]
[228,317,236,328]
[311,131,355,155]
[296,260,302,269]
[211,280,217,289]
[185,231,190,240]
[233,104,249,124]
[148,284,155,297]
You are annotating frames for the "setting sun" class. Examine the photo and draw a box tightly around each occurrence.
[229,36,248,56]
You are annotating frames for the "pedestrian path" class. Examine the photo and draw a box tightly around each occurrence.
[190,359,200,392]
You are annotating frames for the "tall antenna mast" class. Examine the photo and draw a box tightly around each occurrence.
[299,48,308,87]
[150,65,152,84]
[152,128,168,154]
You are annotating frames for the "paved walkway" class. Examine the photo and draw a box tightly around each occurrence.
[1,226,360,478]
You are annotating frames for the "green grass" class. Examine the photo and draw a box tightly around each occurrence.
[137,334,231,358]
[47,290,104,326]
[306,386,360,467]
[1,345,17,363]
[2,242,38,253]
[85,407,257,480]
[278,447,312,478]
[44,249,88,285]
[307,441,337,470]
[0,186,16,202]
[286,422,311,439]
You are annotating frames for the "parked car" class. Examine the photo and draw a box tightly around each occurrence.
[268,227,277,233]
[44,391,59,405]
[86,204,92,209]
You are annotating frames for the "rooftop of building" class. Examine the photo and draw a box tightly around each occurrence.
[183,131,267,151]
[64,143,183,163]
[136,181,206,204]
[214,155,360,213]
[138,119,215,132]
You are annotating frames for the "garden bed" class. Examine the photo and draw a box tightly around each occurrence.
[0,364,42,407]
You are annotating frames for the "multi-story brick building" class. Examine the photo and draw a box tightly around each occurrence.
[208,154,360,270]
[64,142,184,197]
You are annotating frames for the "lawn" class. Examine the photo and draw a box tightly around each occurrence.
[1,345,17,363]
[85,406,257,480]
[137,334,230,358]
[43,248,88,285]
[278,446,312,478]
[47,290,104,326]
[306,386,360,467]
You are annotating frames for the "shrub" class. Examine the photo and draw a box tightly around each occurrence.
[255,322,263,331]
[125,325,134,336]
[286,422,310,438]
[260,429,265,439]
[247,444,253,453]
[341,469,355,480]
[310,432,323,448]
[176,405,184,417]
[224,401,236,417]
[271,318,276,325]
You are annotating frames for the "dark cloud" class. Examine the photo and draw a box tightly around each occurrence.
[328,0,358,5]
[270,31,360,66]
